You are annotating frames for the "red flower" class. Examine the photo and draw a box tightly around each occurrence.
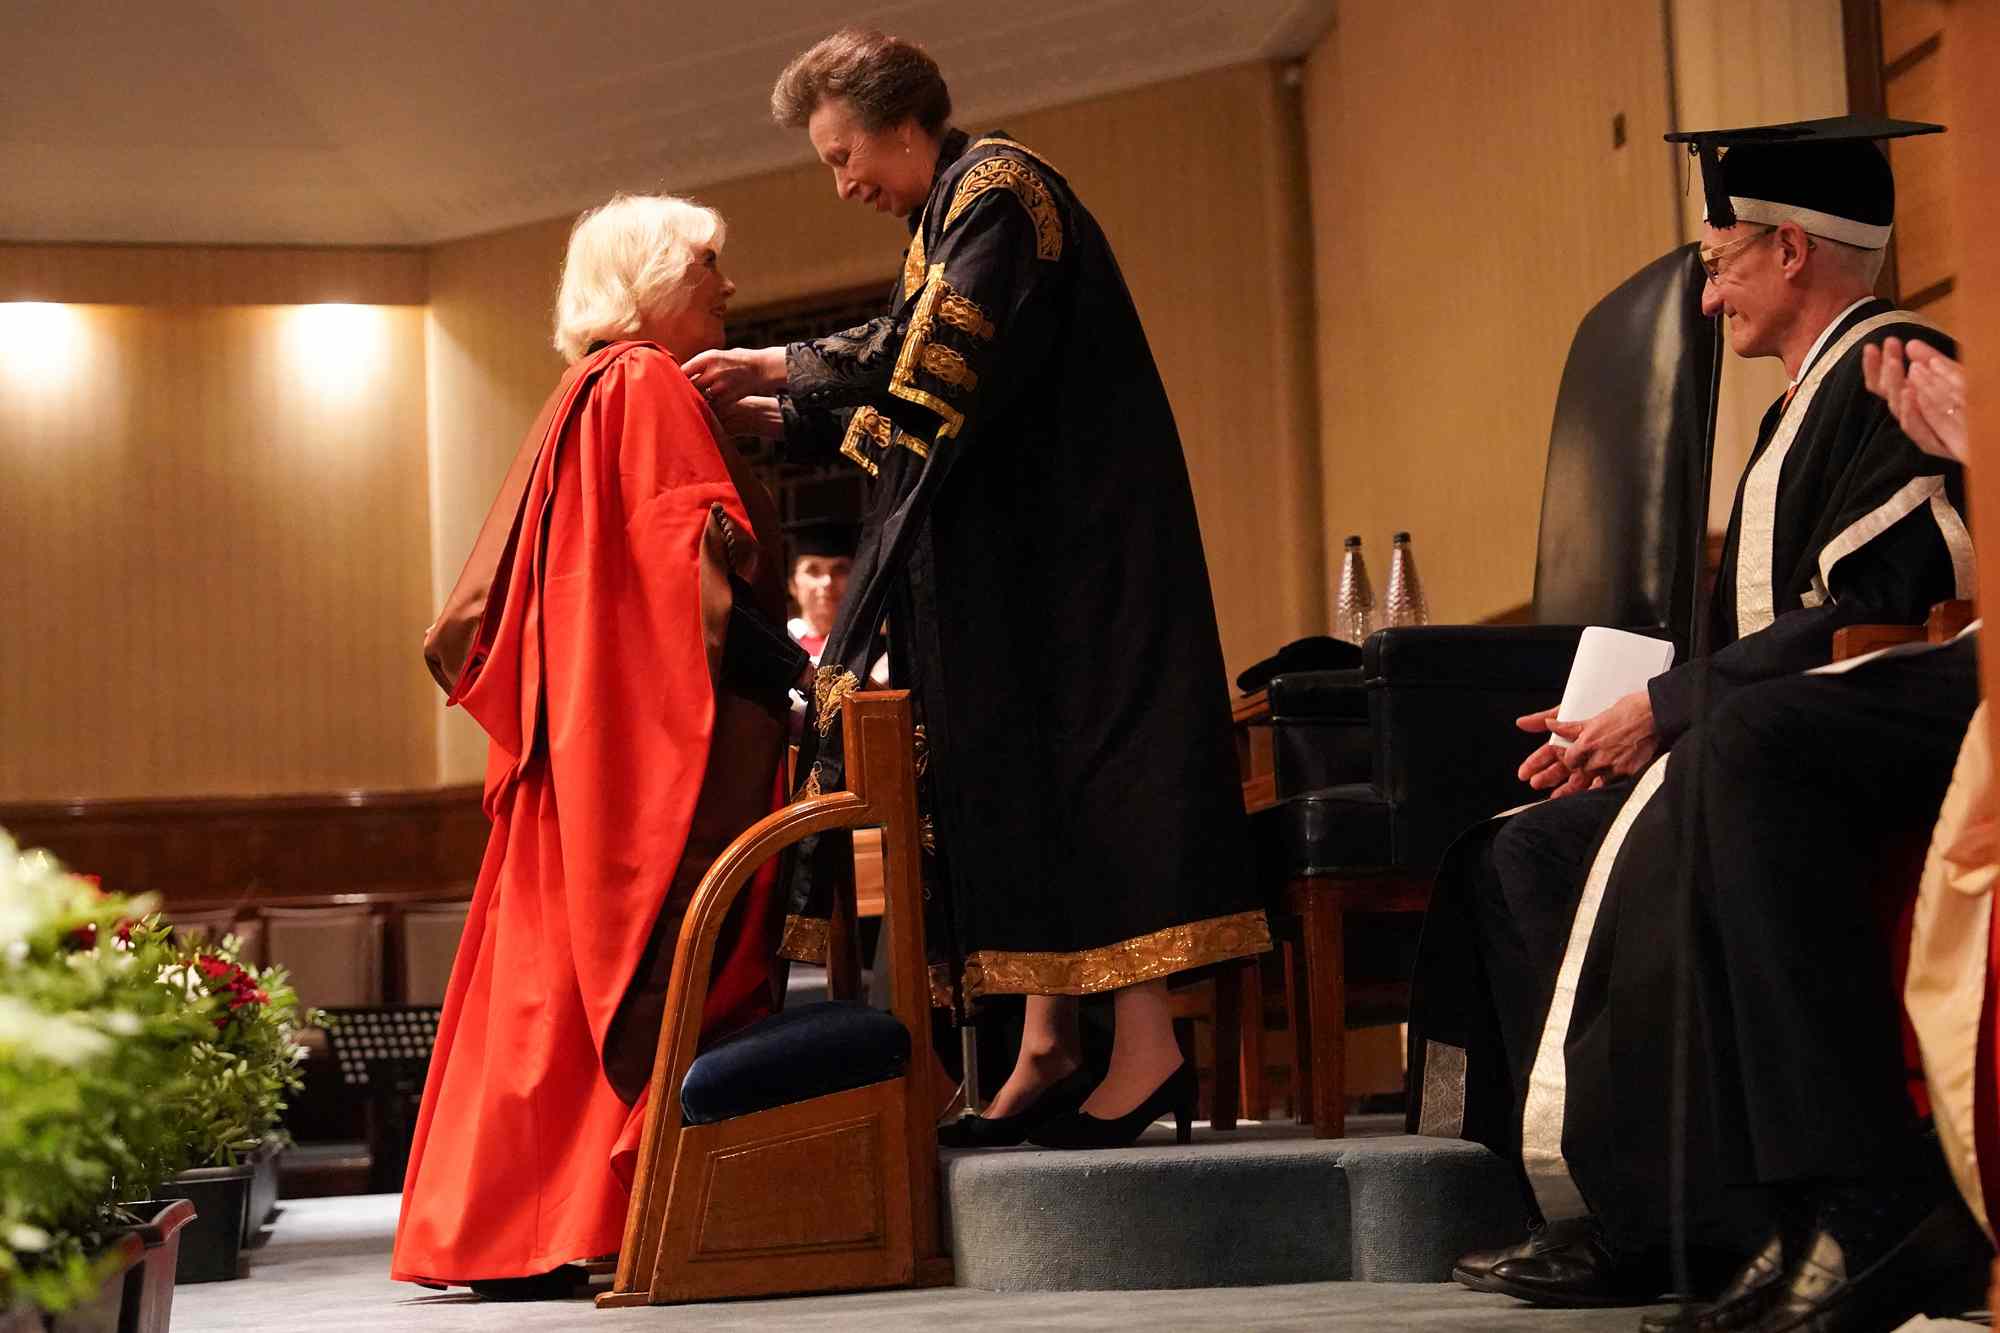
[66,924,98,950]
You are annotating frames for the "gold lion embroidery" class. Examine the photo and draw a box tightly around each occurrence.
[944,156,1063,260]
[813,665,861,736]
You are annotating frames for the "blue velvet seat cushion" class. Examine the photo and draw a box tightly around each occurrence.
[680,1000,910,1126]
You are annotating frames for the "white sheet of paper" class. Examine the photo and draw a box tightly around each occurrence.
[1551,627,1676,747]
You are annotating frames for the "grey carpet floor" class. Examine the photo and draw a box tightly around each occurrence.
[172,1193,1692,1332]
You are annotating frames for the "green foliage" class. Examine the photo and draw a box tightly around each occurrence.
[0,829,326,1316]
[155,934,326,1169]
[0,832,207,1315]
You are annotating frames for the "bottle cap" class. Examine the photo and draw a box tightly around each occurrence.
[1393,531,1410,543]
[1344,535,1361,548]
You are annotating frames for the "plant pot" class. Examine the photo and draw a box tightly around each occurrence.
[1,1306,46,1333]
[242,1138,284,1248]
[46,1232,144,1333]
[156,1164,251,1284]
[110,1199,196,1333]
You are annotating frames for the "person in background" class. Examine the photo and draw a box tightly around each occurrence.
[783,518,857,664]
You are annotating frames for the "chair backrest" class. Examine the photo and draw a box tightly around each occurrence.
[1531,243,1720,657]
[168,906,264,964]
[398,899,470,1006]
[260,904,384,1010]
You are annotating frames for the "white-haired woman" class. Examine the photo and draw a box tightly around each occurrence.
[393,194,806,1300]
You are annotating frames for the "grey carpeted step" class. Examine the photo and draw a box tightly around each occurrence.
[941,1121,1527,1291]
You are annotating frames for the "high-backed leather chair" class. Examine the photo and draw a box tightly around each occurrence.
[1264,243,1720,1134]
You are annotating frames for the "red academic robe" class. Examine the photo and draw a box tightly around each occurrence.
[391,343,787,1285]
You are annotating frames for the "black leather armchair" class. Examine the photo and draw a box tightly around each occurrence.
[1262,243,1720,1134]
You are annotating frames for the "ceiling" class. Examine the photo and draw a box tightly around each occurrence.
[2,1,1335,248]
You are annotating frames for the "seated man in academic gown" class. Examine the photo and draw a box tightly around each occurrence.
[1407,117,1976,1312]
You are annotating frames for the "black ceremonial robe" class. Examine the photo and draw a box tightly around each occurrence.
[772,129,1269,1001]
[1408,302,1972,1248]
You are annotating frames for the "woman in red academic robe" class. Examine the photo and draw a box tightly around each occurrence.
[391,194,806,1299]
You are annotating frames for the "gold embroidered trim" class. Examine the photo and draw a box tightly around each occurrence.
[968,135,1064,175]
[937,291,995,340]
[837,407,890,477]
[800,763,823,798]
[945,156,1063,260]
[813,665,861,736]
[901,226,928,302]
[919,343,977,389]
[929,963,955,1011]
[777,913,830,965]
[959,909,1272,999]
[912,725,930,780]
[919,815,937,853]
[889,264,967,442]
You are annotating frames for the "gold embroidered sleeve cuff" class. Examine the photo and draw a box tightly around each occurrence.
[890,265,997,447]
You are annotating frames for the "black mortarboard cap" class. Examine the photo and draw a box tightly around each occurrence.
[1664,114,1942,248]
[783,517,859,559]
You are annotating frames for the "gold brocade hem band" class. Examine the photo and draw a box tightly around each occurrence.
[960,909,1273,999]
[776,913,829,965]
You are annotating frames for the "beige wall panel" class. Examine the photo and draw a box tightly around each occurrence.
[1881,0,1947,66]
[1670,0,1847,530]
[1305,1,1679,624]
[425,63,1324,782]
[0,244,426,306]
[1885,50,1956,301]
[0,303,435,800]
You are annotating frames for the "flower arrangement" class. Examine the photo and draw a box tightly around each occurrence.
[0,828,327,1317]
[0,832,206,1316]
[155,933,324,1169]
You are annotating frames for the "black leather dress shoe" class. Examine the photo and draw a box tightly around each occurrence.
[1453,1218,1592,1294]
[1480,1216,1666,1308]
[1640,1226,1799,1333]
[1754,1194,1991,1332]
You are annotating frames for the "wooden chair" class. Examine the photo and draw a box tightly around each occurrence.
[1832,598,1975,660]
[600,690,949,1308]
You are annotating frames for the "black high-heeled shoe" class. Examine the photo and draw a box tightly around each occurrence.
[1026,1061,1197,1149]
[938,1065,1095,1149]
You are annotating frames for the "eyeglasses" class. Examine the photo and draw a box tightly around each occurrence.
[1700,227,1775,282]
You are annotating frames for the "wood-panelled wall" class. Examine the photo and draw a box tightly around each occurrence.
[1304,1,1681,623]
[0,295,435,800]
[426,63,1326,782]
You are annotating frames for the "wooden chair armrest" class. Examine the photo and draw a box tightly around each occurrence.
[1929,599,1976,643]
[1831,624,1926,662]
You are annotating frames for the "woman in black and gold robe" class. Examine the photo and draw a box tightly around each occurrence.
[690,27,1268,1148]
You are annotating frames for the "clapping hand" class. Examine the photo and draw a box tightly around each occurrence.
[1863,336,1970,466]
[684,346,786,409]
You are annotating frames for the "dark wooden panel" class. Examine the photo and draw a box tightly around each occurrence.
[0,785,488,911]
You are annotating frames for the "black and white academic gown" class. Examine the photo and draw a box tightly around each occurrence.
[1407,299,1973,1251]
[769,129,1270,1004]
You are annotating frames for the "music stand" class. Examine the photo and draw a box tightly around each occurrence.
[320,1006,442,1193]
